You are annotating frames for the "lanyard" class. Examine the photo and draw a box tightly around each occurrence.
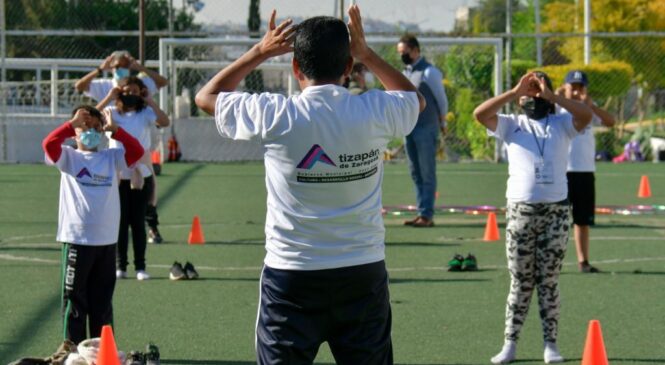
[527,116,549,160]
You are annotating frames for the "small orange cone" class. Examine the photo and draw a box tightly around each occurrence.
[97,325,120,365]
[483,212,500,241]
[581,320,609,365]
[638,175,651,198]
[151,150,161,165]
[188,215,205,244]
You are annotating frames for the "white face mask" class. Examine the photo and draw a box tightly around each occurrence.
[364,72,375,86]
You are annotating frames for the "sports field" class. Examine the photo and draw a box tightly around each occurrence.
[1,162,664,364]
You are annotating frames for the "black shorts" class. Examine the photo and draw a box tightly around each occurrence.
[256,261,392,365]
[567,172,595,226]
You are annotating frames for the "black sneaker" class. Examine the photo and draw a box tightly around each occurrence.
[447,254,464,272]
[145,343,160,365]
[462,253,478,271]
[169,261,187,281]
[579,261,600,273]
[148,227,163,244]
[184,261,199,279]
[126,350,145,365]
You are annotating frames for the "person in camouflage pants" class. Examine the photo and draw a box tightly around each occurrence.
[504,202,570,343]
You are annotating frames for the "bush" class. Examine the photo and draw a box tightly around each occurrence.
[504,59,537,88]
[447,86,495,160]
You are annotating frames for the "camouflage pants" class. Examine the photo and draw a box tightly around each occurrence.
[503,201,570,343]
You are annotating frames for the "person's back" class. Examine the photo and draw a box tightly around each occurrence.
[196,6,424,364]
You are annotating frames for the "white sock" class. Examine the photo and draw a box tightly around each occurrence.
[491,340,517,364]
[544,341,564,363]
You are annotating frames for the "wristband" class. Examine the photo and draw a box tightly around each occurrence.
[96,67,103,75]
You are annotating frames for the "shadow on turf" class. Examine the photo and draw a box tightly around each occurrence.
[157,164,206,209]
[390,278,490,284]
[386,241,461,247]
[562,270,665,276]
[162,361,488,365]
[205,239,264,246]
[0,246,60,252]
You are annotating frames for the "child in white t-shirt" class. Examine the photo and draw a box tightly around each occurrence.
[43,106,143,344]
[96,76,170,281]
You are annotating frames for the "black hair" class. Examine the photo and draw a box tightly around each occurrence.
[115,76,147,112]
[71,105,103,121]
[533,71,556,114]
[294,16,350,82]
[399,34,420,50]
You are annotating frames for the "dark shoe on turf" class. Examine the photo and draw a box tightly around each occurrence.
[447,254,464,272]
[404,216,421,226]
[462,253,479,271]
[145,343,160,365]
[169,261,187,281]
[579,261,600,273]
[148,227,163,244]
[184,261,199,279]
[412,216,434,228]
[125,351,144,365]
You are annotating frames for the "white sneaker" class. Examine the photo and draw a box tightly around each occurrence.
[544,341,564,363]
[136,270,151,281]
[116,270,128,279]
[491,340,517,364]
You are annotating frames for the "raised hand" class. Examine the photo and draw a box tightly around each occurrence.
[102,109,118,133]
[127,56,142,71]
[534,74,554,101]
[256,10,296,58]
[348,4,370,60]
[512,73,539,98]
[70,109,90,129]
[100,55,114,71]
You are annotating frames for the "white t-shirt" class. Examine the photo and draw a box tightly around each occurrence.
[489,113,579,203]
[105,106,156,178]
[557,106,601,172]
[86,76,158,102]
[215,85,419,270]
[46,146,128,246]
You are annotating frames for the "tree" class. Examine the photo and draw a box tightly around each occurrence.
[245,0,264,93]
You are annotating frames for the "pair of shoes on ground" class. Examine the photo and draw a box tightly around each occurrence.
[116,269,151,281]
[170,261,199,280]
[126,343,160,365]
[147,227,163,244]
[447,253,478,272]
[490,340,564,364]
[579,260,600,273]
[403,216,434,228]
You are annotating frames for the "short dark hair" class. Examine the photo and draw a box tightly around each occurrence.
[399,34,420,50]
[71,105,102,121]
[294,16,350,81]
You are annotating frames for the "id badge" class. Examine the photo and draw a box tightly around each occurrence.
[534,160,554,184]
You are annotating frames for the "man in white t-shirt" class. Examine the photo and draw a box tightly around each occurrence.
[195,6,424,364]
[558,70,616,273]
[75,51,169,244]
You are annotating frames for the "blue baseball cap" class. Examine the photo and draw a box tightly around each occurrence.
[564,70,588,86]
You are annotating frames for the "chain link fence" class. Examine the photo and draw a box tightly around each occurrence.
[1,1,664,163]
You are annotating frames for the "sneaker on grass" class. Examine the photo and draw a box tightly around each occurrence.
[136,270,151,281]
[148,227,163,244]
[169,262,187,281]
[184,261,199,280]
[462,253,478,271]
[447,254,464,272]
[116,270,128,279]
[145,343,160,365]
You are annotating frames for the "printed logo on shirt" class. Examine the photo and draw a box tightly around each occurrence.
[297,144,337,169]
[75,167,113,187]
[76,167,92,178]
[296,146,381,183]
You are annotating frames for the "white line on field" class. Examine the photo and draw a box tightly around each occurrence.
[0,254,58,264]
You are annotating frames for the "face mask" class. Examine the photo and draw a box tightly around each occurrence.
[364,72,375,86]
[79,129,102,149]
[119,94,143,108]
[521,97,553,120]
[113,68,130,80]
[400,53,413,65]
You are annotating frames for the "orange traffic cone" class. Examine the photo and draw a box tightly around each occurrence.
[483,212,500,241]
[188,215,205,244]
[581,320,609,365]
[638,175,651,198]
[97,325,120,365]
[151,150,161,165]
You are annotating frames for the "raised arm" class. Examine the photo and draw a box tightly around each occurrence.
[75,55,113,93]
[95,86,121,111]
[347,5,425,113]
[129,56,169,89]
[195,10,295,115]
[102,109,144,166]
[581,91,616,127]
[473,73,537,132]
[145,95,170,127]
[42,109,88,162]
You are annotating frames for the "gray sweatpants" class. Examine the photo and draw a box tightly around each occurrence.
[503,201,570,343]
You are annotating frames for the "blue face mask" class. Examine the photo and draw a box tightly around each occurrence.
[79,129,102,149]
[113,68,130,80]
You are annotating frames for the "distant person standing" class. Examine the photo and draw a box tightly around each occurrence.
[344,62,373,95]
[75,51,168,244]
[558,70,616,273]
[397,34,448,227]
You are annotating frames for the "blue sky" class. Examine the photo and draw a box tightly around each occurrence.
[182,0,479,32]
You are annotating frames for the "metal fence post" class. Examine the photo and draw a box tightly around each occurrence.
[50,65,58,116]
